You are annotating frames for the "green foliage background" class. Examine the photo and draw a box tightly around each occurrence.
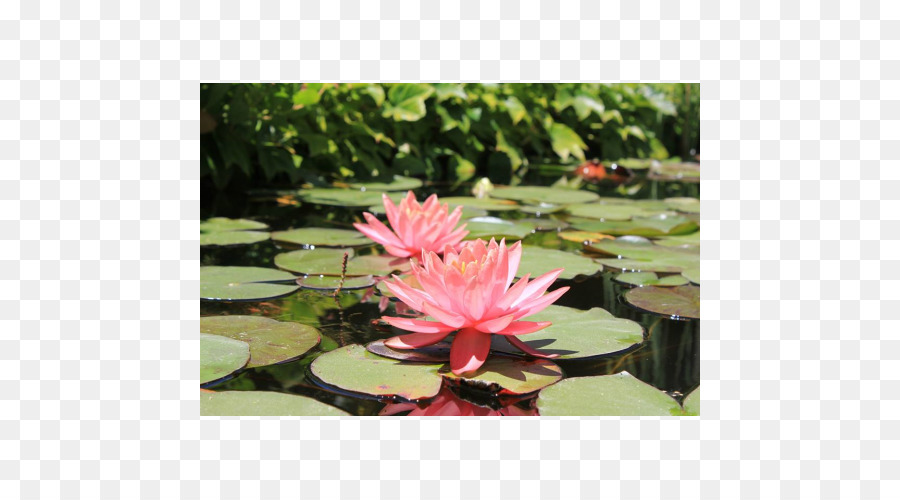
[200,83,699,189]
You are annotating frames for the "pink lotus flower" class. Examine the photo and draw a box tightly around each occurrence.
[381,238,569,375]
[379,387,538,416]
[353,191,468,258]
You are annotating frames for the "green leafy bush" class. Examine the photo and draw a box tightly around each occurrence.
[200,83,698,189]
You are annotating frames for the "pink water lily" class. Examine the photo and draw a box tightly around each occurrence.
[381,238,569,375]
[353,191,468,258]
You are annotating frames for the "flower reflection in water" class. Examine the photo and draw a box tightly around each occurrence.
[379,387,538,416]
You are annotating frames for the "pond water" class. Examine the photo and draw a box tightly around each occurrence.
[201,172,699,416]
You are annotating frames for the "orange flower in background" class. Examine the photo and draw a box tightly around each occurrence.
[381,238,569,375]
[353,191,468,258]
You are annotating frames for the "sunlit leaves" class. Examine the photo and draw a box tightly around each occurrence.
[536,372,686,416]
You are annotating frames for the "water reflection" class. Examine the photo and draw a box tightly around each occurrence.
[379,386,538,416]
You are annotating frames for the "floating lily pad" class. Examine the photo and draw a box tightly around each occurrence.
[200,333,250,384]
[200,217,269,232]
[490,305,644,360]
[441,356,563,395]
[655,230,701,248]
[271,227,370,248]
[649,162,700,181]
[298,189,405,207]
[682,386,700,416]
[520,218,569,231]
[516,246,600,280]
[441,196,520,211]
[559,231,615,244]
[274,248,410,277]
[349,175,423,191]
[200,316,321,368]
[536,372,684,416]
[570,214,699,237]
[614,158,655,170]
[200,390,350,416]
[624,285,700,319]
[366,339,452,363]
[614,272,689,287]
[489,186,599,205]
[310,344,444,400]
[200,266,301,302]
[588,238,699,273]
[366,203,487,220]
[664,197,700,214]
[296,275,377,290]
[682,267,700,285]
[567,203,654,221]
[518,204,566,215]
[463,217,535,240]
[200,230,270,247]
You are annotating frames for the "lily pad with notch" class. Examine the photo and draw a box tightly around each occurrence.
[463,217,535,241]
[270,227,371,248]
[441,356,563,395]
[310,344,444,400]
[570,214,699,237]
[490,305,644,360]
[489,186,599,205]
[200,333,250,384]
[681,267,700,285]
[200,390,351,416]
[536,371,686,416]
[624,285,700,319]
[682,386,700,416]
[274,248,410,277]
[200,266,301,302]
[200,315,321,368]
[614,272,689,287]
[515,246,600,280]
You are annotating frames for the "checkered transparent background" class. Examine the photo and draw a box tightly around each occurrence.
[3,0,897,498]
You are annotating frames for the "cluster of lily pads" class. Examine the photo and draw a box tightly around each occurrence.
[200,181,700,415]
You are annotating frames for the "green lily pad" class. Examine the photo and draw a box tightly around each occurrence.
[570,214,699,237]
[588,238,699,273]
[270,227,370,248]
[682,267,700,285]
[655,230,701,248]
[440,196,520,211]
[296,275,377,290]
[366,339,452,363]
[200,217,269,232]
[200,390,350,416]
[536,372,685,416]
[566,203,652,221]
[298,189,405,208]
[519,218,569,231]
[518,204,567,215]
[274,248,410,276]
[366,203,487,220]
[200,316,321,368]
[200,266,301,302]
[310,344,444,400]
[597,259,685,274]
[349,175,423,191]
[558,230,615,244]
[624,285,700,319]
[490,305,644,360]
[614,158,655,170]
[614,272,690,287]
[664,197,700,214]
[649,162,700,181]
[200,230,270,247]
[682,386,700,416]
[200,333,250,384]
[516,246,600,280]
[441,356,563,395]
[463,217,535,240]
[489,186,599,205]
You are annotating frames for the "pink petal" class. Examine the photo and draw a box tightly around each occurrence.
[513,286,570,319]
[382,278,430,311]
[506,241,523,288]
[381,317,458,334]
[474,314,516,333]
[383,193,402,232]
[512,268,564,308]
[505,335,559,359]
[449,328,491,375]
[422,302,468,329]
[384,330,453,349]
[492,320,552,336]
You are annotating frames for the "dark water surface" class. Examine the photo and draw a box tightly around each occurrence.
[201,178,700,415]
